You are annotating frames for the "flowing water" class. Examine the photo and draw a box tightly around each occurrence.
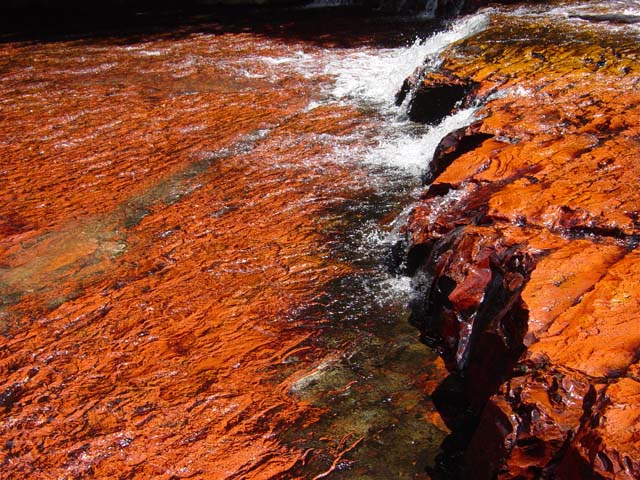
[0,10,488,479]
[1,2,637,479]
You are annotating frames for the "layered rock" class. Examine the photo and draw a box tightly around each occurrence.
[402,7,640,479]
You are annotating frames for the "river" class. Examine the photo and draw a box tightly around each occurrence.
[0,7,489,479]
[1,2,638,479]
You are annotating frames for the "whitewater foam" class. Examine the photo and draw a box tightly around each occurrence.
[363,107,479,172]
[323,12,489,107]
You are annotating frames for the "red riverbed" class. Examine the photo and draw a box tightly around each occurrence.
[0,12,446,479]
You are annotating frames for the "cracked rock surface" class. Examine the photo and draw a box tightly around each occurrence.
[402,3,640,478]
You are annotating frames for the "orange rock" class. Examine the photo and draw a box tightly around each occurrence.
[558,376,640,479]
[521,241,626,344]
[529,250,640,379]
[404,7,640,479]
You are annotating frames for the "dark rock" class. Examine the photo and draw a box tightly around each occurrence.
[409,224,535,394]
[465,366,594,479]
[423,121,493,185]
[406,71,478,124]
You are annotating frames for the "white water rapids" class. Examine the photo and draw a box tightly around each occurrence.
[221,12,493,300]
[228,11,490,174]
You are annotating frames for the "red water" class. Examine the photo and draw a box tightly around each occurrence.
[0,14,447,479]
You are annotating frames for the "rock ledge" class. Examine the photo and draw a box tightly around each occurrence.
[402,12,640,479]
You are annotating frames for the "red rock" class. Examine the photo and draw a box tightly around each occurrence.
[466,367,593,479]
[558,376,640,479]
[403,9,640,479]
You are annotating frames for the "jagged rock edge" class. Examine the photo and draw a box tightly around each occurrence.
[395,70,640,479]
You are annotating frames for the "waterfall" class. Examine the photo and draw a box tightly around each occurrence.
[323,12,489,107]
[314,11,488,178]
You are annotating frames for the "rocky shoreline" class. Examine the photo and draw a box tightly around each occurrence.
[399,7,640,479]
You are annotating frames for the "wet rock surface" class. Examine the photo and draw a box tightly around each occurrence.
[402,3,640,478]
[0,15,455,479]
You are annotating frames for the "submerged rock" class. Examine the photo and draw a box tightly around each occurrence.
[401,5,640,478]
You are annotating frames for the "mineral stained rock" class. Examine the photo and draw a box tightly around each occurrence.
[403,8,640,479]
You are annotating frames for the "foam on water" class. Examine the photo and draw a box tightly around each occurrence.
[222,12,491,291]
[364,106,478,172]
[260,51,315,67]
[297,13,491,176]
[315,14,493,306]
[373,274,415,306]
[222,12,490,108]
[323,12,489,106]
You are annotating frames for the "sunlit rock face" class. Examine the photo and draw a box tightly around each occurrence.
[402,2,640,478]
